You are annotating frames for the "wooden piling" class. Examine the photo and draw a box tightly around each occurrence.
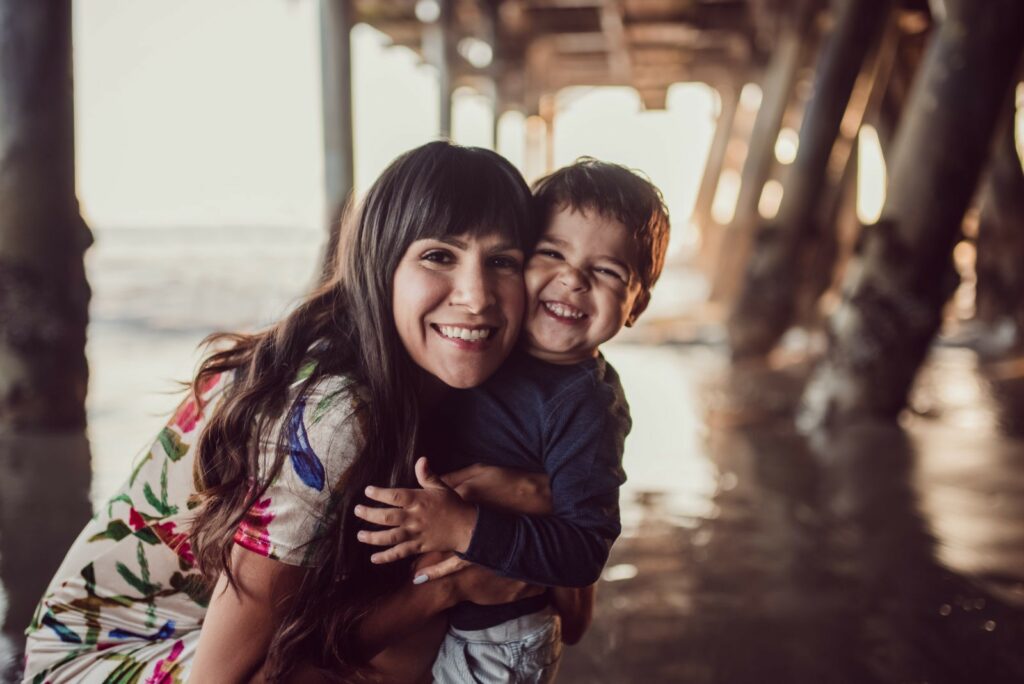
[0,0,91,430]
[800,0,1024,428]
[727,0,892,358]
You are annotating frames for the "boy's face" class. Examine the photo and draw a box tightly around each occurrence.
[522,207,648,365]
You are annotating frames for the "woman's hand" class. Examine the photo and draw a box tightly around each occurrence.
[355,457,478,564]
[441,464,552,515]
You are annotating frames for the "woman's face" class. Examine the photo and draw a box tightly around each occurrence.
[392,231,525,390]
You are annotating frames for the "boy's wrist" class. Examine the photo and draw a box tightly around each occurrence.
[452,502,479,555]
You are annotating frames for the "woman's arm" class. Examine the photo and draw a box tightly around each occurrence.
[191,546,306,683]
[550,584,596,645]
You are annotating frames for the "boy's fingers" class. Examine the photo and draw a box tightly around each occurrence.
[370,541,419,564]
[414,457,447,491]
[413,556,471,583]
[364,486,412,507]
[357,528,408,547]
[353,504,404,527]
[440,464,483,489]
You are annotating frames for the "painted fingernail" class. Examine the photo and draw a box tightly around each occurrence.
[413,574,429,585]
[371,554,380,563]
[365,486,375,496]
[354,505,364,515]
[357,531,367,541]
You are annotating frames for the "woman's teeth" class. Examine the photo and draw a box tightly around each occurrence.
[544,302,585,319]
[438,326,492,341]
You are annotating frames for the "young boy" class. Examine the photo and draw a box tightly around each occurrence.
[356,158,670,682]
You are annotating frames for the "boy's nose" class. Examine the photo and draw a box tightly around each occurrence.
[557,265,589,292]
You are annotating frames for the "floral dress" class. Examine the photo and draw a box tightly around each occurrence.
[22,367,366,684]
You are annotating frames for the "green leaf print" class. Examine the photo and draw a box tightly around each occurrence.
[88,519,132,543]
[107,493,134,518]
[311,388,346,426]
[296,359,318,382]
[157,427,189,462]
[115,560,159,596]
[128,452,153,487]
[100,651,148,684]
[142,460,179,516]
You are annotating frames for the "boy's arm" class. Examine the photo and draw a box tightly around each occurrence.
[457,381,628,587]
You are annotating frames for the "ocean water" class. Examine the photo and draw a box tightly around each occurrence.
[85,224,324,503]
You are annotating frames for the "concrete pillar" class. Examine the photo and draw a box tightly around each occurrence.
[799,0,1024,429]
[728,0,893,357]
[319,0,355,277]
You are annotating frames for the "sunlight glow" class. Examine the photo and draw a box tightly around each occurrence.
[856,124,886,224]
[775,127,799,164]
[711,169,741,225]
[758,179,784,219]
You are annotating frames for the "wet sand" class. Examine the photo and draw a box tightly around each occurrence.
[559,344,1024,684]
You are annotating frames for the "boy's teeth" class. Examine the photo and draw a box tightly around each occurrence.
[439,326,492,341]
[544,302,585,319]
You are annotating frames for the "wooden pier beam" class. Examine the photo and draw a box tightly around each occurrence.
[728,0,892,358]
[0,0,91,430]
[691,83,741,235]
[710,2,816,304]
[974,98,1024,348]
[799,0,1024,429]
[319,0,355,277]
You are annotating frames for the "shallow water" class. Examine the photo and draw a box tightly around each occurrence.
[3,226,1024,682]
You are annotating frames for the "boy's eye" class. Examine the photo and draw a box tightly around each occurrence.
[596,267,627,283]
[536,249,563,260]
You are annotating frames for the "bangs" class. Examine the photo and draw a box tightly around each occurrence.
[405,145,537,252]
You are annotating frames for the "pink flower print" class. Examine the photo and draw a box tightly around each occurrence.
[171,399,200,434]
[145,638,185,684]
[169,373,222,434]
[233,498,276,557]
[127,508,195,565]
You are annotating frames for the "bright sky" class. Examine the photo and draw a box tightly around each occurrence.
[73,0,717,253]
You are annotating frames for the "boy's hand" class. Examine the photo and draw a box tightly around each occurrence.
[355,457,478,565]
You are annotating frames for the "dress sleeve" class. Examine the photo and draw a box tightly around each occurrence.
[459,375,629,586]
[233,376,365,566]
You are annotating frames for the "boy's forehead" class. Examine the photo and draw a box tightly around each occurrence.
[540,207,640,268]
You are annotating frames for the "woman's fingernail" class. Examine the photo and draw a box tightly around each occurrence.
[357,531,367,541]
[413,574,429,585]
[365,486,375,496]
[354,505,364,515]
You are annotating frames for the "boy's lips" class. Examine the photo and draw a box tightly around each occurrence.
[540,300,588,324]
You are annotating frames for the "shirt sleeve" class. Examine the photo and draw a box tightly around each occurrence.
[234,376,364,566]
[459,376,629,586]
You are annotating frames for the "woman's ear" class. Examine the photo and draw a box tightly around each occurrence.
[625,290,650,328]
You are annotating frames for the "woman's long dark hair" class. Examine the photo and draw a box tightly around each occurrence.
[188,141,536,679]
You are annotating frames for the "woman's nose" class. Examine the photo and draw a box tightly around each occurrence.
[450,264,495,313]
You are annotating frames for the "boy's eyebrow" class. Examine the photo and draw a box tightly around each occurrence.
[537,236,634,273]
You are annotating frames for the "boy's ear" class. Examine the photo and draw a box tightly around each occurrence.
[625,290,650,328]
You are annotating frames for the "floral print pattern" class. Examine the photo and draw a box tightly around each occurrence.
[22,371,365,683]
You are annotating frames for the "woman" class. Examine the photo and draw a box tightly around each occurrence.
[23,141,553,682]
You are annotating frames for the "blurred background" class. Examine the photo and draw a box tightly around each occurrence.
[1,0,1023,681]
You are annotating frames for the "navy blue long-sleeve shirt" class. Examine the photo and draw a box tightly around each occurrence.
[428,349,630,628]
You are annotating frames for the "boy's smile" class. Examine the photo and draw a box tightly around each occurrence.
[523,207,648,365]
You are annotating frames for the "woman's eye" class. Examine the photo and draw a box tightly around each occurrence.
[490,255,522,271]
[422,250,454,264]
[536,249,562,260]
